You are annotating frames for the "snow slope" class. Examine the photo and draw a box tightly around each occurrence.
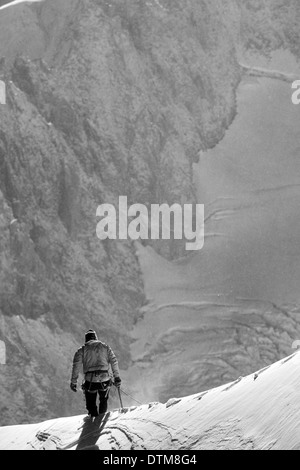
[1,351,300,450]
[0,0,43,10]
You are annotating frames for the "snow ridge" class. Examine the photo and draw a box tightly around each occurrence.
[0,352,300,450]
[0,0,44,11]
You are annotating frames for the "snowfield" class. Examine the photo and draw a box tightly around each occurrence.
[1,351,300,450]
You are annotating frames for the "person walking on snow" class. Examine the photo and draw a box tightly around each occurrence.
[70,329,121,417]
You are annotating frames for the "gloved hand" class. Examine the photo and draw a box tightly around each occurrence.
[114,377,121,388]
[70,382,77,392]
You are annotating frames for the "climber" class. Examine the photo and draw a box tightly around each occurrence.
[70,329,122,418]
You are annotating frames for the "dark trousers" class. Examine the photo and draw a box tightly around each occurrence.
[84,380,110,417]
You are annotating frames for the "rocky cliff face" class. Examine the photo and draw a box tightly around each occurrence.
[0,0,299,425]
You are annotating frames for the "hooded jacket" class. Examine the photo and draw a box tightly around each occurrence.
[71,340,120,384]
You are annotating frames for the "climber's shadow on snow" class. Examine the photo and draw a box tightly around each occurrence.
[76,413,110,450]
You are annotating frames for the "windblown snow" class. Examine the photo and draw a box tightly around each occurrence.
[0,0,44,11]
[0,352,299,450]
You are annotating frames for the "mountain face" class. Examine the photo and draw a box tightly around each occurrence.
[0,0,299,425]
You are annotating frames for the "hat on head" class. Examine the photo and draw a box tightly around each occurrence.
[85,329,98,343]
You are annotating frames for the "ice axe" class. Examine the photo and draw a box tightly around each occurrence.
[117,386,124,412]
